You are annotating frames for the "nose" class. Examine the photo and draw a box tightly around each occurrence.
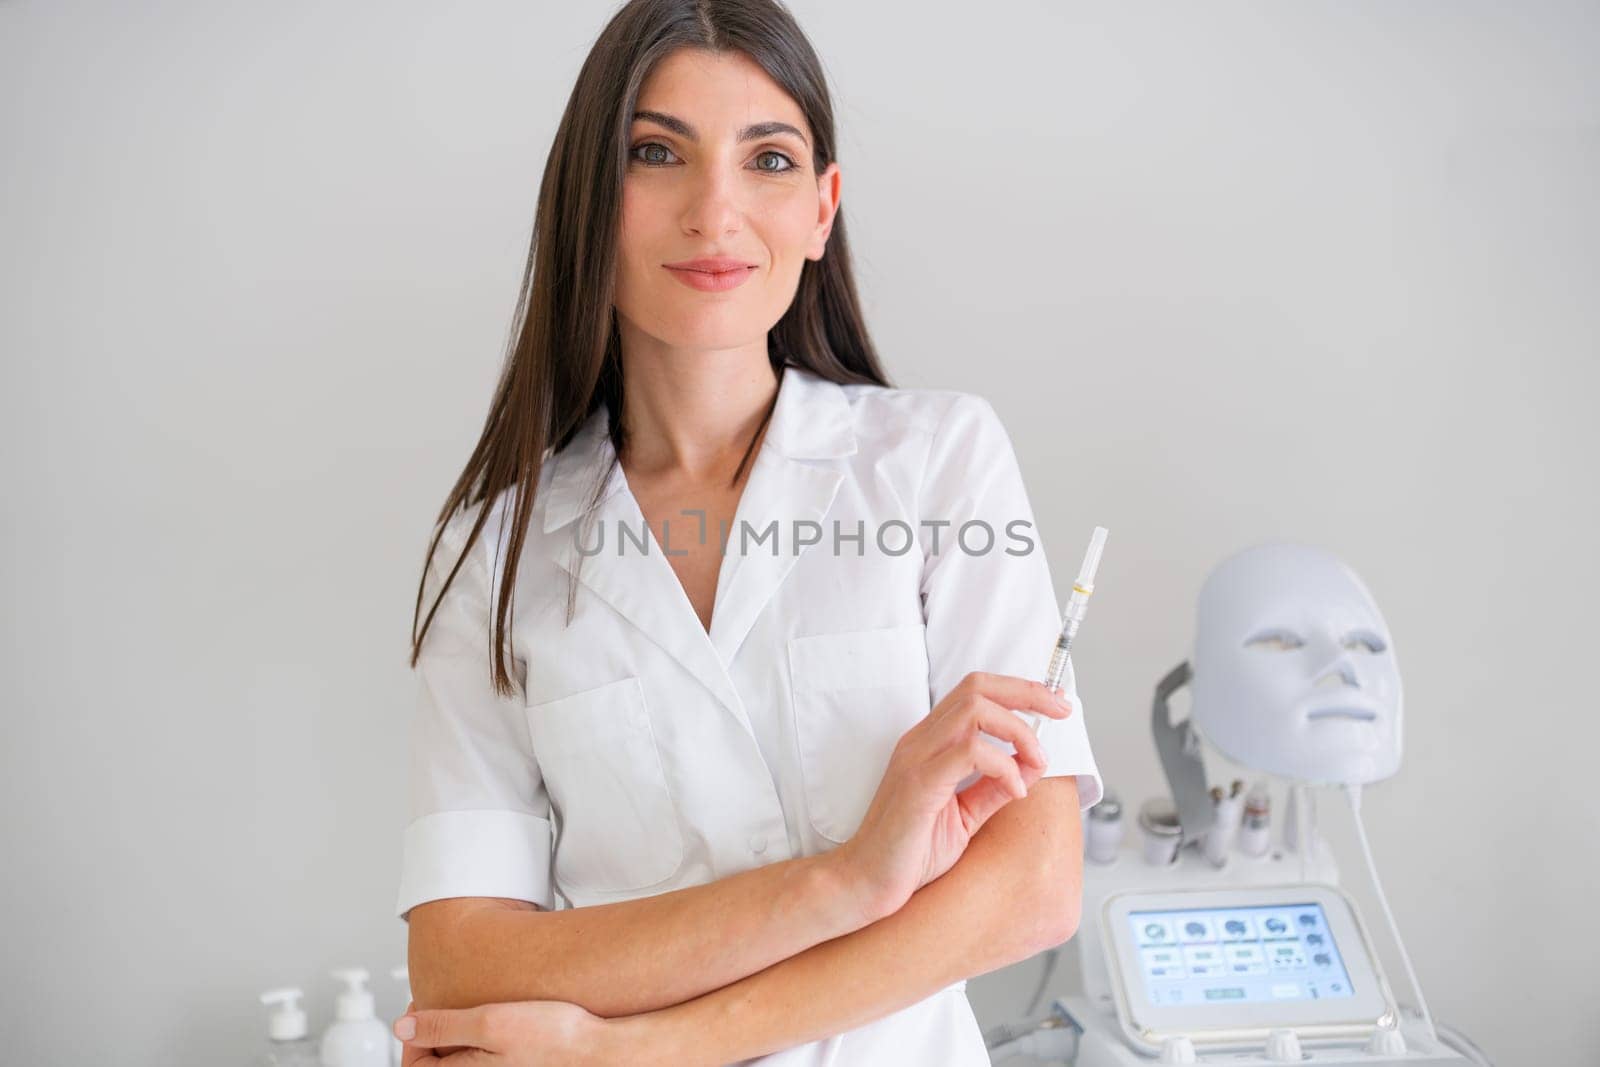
[1311,653,1360,690]
[679,163,742,238]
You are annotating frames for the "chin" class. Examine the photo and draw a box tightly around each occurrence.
[654,317,767,351]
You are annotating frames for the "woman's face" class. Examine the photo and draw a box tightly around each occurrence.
[614,48,841,352]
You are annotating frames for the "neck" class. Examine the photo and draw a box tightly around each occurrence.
[614,319,780,481]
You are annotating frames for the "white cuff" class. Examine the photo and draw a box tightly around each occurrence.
[1036,707,1105,810]
[395,809,555,921]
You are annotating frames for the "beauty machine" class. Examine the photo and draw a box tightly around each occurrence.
[984,543,1495,1066]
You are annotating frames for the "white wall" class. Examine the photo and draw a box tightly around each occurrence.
[3,2,1593,1064]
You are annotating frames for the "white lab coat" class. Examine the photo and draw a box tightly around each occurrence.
[396,362,1104,1065]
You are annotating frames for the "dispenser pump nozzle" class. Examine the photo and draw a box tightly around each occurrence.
[259,987,308,1041]
[330,967,376,1021]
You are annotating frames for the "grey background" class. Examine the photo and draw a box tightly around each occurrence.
[3,2,1594,1065]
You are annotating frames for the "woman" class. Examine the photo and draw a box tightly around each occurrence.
[394,0,1103,1063]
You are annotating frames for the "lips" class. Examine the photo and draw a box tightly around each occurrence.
[663,256,758,273]
[662,257,758,293]
[1306,706,1379,723]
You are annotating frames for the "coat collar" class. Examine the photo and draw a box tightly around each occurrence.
[536,362,859,745]
[540,362,856,535]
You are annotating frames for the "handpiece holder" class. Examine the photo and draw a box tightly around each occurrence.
[1152,661,1215,844]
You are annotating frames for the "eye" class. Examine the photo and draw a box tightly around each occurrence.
[1244,628,1304,652]
[1343,629,1388,653]
[752,149,796,174]
[629,141,679,166]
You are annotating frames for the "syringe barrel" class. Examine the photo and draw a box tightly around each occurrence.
[1045,645,1069,692]
[1044,622,1078,691]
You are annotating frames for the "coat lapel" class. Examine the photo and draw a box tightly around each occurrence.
[705,368,855,666]
[540,363,857,743]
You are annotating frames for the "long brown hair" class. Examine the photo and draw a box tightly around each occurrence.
[410,0,891,697]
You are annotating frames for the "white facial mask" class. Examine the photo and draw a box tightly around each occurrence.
[1189,543,1403,786]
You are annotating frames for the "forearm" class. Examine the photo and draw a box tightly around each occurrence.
[620,781,1083,1065]
[415,849,880,1017]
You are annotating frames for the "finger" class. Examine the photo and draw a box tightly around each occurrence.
[397,1000,467,1061]
[975,673,1075,720]
[957,738,1050,832]
[939,673,1072,734]
[929,729,1028,800]
[1019,752,1046,791]
[926,693,1047,773]
[399,1026,440,1067]
[404,1006,490,1052]
[968,733,1029,800]
[953,774,1017,831]
[968,696,1049,771]
[401,1041,440,1066]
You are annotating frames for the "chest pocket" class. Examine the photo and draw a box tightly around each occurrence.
[524,676,685,896]
[788,623,932,844]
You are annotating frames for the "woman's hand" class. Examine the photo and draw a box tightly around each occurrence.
[836,672,1072,919]
[395,998,630,1066]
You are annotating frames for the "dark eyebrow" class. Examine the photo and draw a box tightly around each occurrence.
[633,109,810,148]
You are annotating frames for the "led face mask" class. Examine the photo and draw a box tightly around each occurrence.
[1188,543,1403,787]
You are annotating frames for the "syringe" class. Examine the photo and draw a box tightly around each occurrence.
[1030,525,1109,734]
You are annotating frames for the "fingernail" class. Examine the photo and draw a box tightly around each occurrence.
[394,1015,416,1040]
[1054,688,1072,709]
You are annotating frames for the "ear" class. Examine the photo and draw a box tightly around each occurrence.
[807,161,842,261]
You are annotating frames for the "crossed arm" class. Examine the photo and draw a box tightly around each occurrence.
[615,774,1085,1064]
[408,776,1083,1063]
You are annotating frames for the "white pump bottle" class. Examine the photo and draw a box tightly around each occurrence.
[258,987,319,1066]
[320,968,390,1067]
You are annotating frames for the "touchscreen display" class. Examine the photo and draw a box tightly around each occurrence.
[1129,902,1356,1006]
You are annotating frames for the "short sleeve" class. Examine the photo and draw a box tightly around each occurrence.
[395,516,556,922]
[917,394,1104,811]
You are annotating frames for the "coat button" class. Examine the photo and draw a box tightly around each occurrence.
[748,833,768,854]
